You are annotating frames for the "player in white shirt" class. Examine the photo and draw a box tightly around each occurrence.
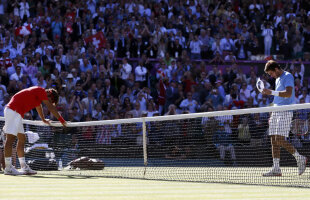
[261,60,307,176]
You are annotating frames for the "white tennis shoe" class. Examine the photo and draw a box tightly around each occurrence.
[4,166,23,175]
[262,168,282,177]
[297,155,307,175]
[20,164,37,175]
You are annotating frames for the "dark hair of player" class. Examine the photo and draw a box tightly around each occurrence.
[46,88,59,105]
[264,60,282,72]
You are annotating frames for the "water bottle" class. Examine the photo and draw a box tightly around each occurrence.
[58,158,63,170]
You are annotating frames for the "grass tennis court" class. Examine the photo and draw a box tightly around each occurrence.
[2,167,310,200]
[36,166,310,187]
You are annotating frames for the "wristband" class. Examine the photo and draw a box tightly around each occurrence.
[58,115,65,124]
[271,90,280,96]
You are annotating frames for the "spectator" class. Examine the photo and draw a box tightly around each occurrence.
[248,35,261,57]
[107,97,121,116]
[0,76,7,104]
[298,88,310,103]
[145,37,158,59]
[303,24,310,52]
[182,71,197,94]
[104,78,118,99]
[169,38,183,59]
[134,91,147,112]
[209,51,224,64]
[165,104,177,116]
[206,88,224,109]
[168,59,178,82]
[199,29,212,59]
[228,93,245,110]
[261,22,273,56]
[180,92,199,113]
[224,89,235,107]
[19,0,30,21]
[120,96,131,113]
[189,35,203,60]
[238,117,251,145]
[259,97,270,107]
[197,71,208,85]
[211,36,223,56]
[213,122,237,166]
[131,102,142,118]
[81,89,97,116]
[51,16,63,41]
[215,79,225,99]
[224,51,236,62]
[134,60,147,88]
[165,80,178,113]
[216,105,233,139]
[120,87,135,105]
[146,101,157,117]
[239,82,251,102]
[120,57,132,81]
[9,65,23,81]
[290,60,305,82]
[220,32,235,53]
[235,36,249,60]
[157,77,169,115]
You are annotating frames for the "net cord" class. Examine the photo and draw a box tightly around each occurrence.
[1,103,310,127]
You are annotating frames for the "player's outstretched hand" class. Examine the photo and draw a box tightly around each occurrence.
[42,119,51,125]
[62,121,67,127]
[48,120,68,127]
[262,88,272,95]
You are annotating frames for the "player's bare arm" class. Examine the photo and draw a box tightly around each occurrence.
[35,105,51,125]
[262,86,293,97]
[42,100,67,127]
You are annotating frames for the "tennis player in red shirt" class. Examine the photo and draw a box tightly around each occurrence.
[3,86,67,175]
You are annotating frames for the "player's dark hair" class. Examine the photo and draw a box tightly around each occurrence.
[46,88,59,104]
[264,60,282,72]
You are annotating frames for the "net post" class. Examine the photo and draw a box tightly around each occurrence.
[142,118,148,173]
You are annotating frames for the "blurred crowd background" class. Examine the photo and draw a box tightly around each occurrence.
[0,0,309,122]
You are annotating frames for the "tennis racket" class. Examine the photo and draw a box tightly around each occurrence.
[291,119,309,137]
[256,78,265,93]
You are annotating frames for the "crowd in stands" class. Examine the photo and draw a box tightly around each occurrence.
[0,0,309,124]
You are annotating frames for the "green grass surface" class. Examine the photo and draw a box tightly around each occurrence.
[1,166,310,200]
[39,166,310,187]
[1,173,310,200]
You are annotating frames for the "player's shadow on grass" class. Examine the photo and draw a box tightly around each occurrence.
[20,175,98,179]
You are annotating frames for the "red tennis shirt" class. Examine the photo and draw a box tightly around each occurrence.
[7,86,48,118]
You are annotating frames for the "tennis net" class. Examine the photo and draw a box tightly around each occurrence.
[1,103,310,187]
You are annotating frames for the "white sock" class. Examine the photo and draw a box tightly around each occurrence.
[273,158,280,169]
[293,151,300,160]
[5,157,12,168]
[18,157,26,168]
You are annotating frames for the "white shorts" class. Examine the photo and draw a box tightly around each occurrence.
[268,111,293,137]
[4,107,24,136]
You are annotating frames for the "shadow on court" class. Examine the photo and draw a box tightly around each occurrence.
[14,174,99,179]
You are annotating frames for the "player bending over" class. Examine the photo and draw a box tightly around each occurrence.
[4,86,67,175]
[261,60,307,176]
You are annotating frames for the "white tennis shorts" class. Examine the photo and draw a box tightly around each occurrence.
[4,107,24,136]
[268,111,293,137]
